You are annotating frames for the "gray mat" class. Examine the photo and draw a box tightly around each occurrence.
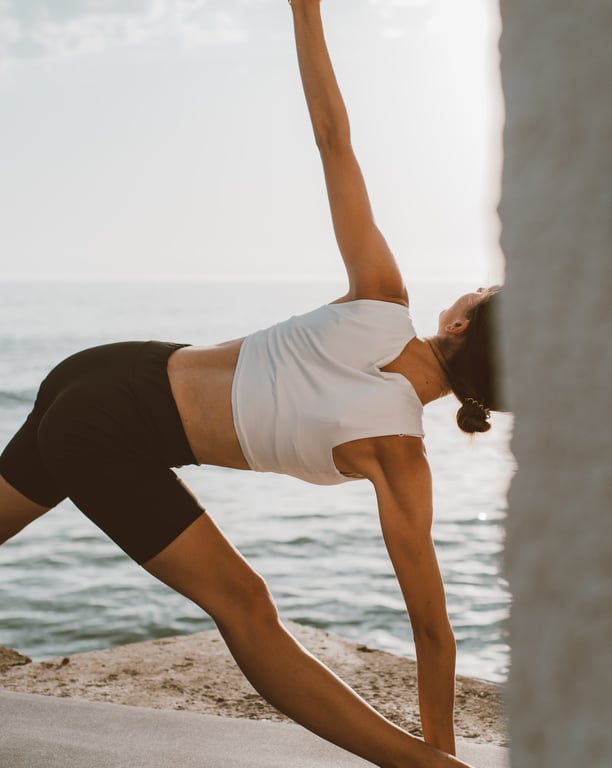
[0,690,509,767]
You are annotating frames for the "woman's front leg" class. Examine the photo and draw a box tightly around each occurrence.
[143,512,473,768]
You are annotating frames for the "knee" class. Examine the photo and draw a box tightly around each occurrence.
[211,570,280,634]
[243,572,280,624]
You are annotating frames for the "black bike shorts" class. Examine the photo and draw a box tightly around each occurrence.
[0,340,204,564]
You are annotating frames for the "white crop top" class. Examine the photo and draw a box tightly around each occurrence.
[231,300,424,485]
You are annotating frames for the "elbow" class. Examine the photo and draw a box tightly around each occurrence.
[413,620,456,655]
[314,126,351,154]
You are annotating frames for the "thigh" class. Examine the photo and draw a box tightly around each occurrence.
[143,512,276,626]
[58,460,206,565]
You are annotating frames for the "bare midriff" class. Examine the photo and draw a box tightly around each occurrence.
[166,339,251,470]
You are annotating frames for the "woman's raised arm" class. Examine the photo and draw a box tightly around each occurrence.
[289,0,407,304]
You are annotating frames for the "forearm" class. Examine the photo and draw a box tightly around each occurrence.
[415,629,457,755]
[290,0,351,148]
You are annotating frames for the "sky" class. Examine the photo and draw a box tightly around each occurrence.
[0,0,504,283]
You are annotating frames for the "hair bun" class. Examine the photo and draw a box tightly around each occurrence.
[456,398,491,434]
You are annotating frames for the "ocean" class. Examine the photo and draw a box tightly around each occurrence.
[0,279,513,684]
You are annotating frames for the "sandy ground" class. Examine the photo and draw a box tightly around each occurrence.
[0,622,507,747]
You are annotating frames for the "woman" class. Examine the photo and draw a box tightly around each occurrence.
[0,2,502,767]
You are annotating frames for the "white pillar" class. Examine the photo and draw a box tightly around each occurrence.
[499,2,612,767]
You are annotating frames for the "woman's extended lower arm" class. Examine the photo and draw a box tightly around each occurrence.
[414,626,457,755]
[290,0,351,148]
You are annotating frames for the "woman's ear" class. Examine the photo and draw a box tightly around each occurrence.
[445,318,470,336]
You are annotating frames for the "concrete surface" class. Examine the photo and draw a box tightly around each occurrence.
[0,690,508,768]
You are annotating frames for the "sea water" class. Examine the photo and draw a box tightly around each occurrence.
[0,279,513,683]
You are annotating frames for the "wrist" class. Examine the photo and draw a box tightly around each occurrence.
[426,731,456,757]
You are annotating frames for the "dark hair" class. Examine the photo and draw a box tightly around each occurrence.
[439,289,503,435]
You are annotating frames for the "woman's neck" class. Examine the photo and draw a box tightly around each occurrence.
[381,336,450,406]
